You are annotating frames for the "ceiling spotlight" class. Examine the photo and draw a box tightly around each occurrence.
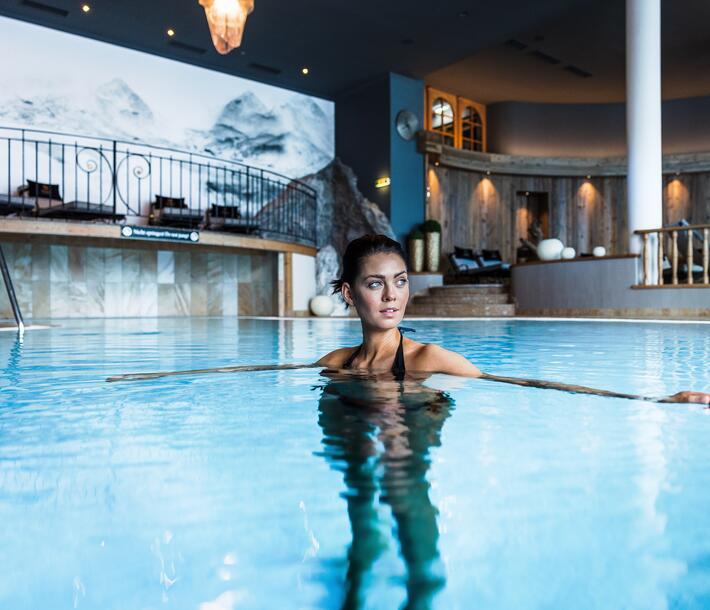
[167,28,175,37]
[301,67,309,75]
[81,4,90,12]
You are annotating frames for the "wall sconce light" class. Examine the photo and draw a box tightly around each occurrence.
[375,177,391,189]
[199,0,254,54]
[485,170,491,176]
[585,175,591,179]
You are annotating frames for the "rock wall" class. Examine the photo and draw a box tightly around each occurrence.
[259,158,395,296]
[300,158,395,293]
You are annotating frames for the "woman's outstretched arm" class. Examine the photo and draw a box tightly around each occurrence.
[417,343,710,405]
[478,372,710,404]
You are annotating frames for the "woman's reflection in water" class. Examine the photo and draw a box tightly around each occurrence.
[316,369,454,610]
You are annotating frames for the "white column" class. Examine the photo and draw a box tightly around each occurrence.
[626,0,663,281]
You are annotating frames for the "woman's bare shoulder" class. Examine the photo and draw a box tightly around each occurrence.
[315,347,358,368]
[406,341,481,377]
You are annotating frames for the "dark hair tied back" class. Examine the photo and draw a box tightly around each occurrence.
[331,234,406,304]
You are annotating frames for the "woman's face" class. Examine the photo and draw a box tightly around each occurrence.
[343,252,409,330]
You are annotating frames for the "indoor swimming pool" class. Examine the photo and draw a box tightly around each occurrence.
[1,318,709,610]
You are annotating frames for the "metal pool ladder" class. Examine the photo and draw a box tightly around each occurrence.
[0,245,24,334]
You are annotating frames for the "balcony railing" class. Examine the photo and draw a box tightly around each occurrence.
[636,223,709,287]
[0,126,317,246]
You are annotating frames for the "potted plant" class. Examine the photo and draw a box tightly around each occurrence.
[408,228,424,272]
[421,219,442,272]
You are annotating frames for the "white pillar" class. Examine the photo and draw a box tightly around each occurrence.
[626,0,663,280]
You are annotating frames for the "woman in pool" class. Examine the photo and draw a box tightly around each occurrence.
[317,234,710,405]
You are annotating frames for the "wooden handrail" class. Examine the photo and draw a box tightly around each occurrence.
[635,223,710,235]
[634,224,709,287]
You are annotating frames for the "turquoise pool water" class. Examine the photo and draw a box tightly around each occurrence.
[1,318,709,610]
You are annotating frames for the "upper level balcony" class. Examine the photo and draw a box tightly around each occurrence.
[0,126,317,248]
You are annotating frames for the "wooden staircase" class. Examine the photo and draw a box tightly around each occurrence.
[406,284,516,317]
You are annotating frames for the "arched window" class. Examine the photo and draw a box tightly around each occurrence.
[461,105,484,152]
[431,97,455,146]
[425,87,487,152]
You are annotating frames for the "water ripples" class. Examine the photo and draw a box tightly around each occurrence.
[0,318,708,609]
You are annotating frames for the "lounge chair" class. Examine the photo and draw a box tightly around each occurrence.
[149,195,204,228]
[38,201,125,221]
[662,256,705,282]
[447,248,511,283]
[19,179,124,221]
[0,191,36,216]
[205,204,259,234]
[674,219,705,257]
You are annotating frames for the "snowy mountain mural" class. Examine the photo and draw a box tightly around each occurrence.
[0,16,334,180]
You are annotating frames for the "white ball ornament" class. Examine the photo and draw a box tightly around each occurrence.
[309,295,335,317]
[593,246,606,257]
[561,247,576,259]
[536,238,564,261]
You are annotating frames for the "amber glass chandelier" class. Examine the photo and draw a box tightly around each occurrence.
[198,0,254,54]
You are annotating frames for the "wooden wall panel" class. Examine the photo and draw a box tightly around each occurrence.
[428,167,710,263]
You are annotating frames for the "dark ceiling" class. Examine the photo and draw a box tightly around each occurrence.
[2,0,709,104]
[0,0,596,100]
[428,0,710,103]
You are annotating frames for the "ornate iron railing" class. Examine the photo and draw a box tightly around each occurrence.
[0,126,317,246]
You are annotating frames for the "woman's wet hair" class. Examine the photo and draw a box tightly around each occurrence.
[331,234,406,301]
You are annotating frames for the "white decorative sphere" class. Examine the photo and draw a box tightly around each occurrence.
[537,238,564,261]
[561,247,576,259]
[310,295,335,317]
[593,246,606,257]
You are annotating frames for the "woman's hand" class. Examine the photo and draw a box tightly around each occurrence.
[661,391,710,405]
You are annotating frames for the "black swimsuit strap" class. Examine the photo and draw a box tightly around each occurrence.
[342,344,361,369]
[342,330,406,378]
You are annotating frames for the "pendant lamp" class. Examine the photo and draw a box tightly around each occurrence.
[199,0,254,55]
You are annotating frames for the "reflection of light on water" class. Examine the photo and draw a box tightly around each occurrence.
[631,406,686,608]
[198,589,247,610]
[72,576,85,608]
[299,500,320,561]
[151,530,180,602]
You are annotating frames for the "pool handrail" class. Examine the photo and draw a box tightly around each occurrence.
[0,245,24,334]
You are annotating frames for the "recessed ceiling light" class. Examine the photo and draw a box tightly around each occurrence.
[301,67,309,75]
[167,28,175,37]
[81,4,90,12]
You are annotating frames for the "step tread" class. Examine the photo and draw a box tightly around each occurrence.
[407,303,516,316]
[430,285,507,294]
[412,294,510,305]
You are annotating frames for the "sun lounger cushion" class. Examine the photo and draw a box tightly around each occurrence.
[153,195,187,209]
[21,180,62,201]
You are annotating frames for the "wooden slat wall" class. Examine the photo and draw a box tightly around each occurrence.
[427,167,709,262]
